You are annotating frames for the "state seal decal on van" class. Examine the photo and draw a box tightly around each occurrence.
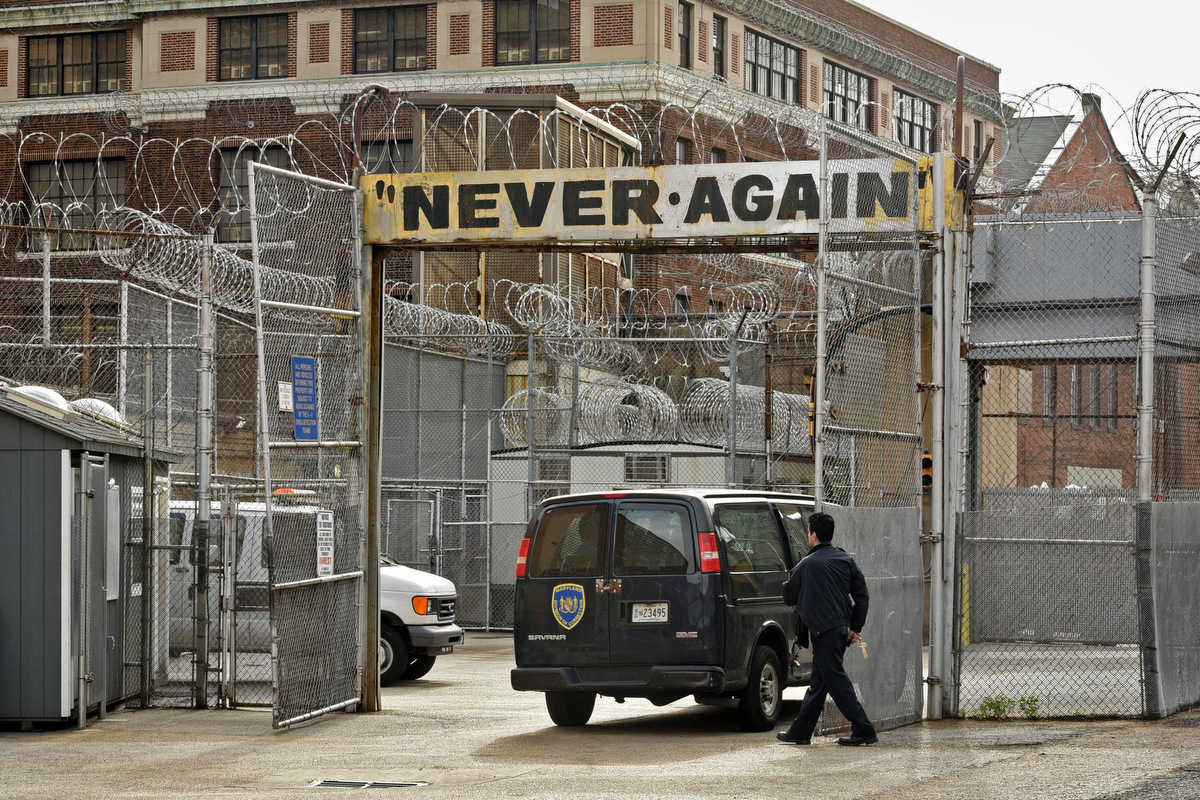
[551,583,586,630]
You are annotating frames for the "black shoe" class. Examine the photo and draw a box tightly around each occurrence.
[837,734,878,746]
[776,732,811,745]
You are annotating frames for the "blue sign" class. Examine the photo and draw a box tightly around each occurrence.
[291,355,318,441]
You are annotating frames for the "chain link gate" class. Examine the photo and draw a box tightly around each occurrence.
[249,163,366,729]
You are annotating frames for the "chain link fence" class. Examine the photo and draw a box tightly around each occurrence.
[955,177,1200,717]
[2,87,928,729]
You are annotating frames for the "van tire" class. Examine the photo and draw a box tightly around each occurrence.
[402,654,437,681]
[738,645,783,732]
[545,691,596,726]
[379,624,406,686]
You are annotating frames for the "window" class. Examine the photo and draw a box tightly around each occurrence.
[360,139,415,173]
[1089,365,1101,429]
[494,0,570,65]
[678,2,693,69]
[614,503,694,575]
[216,146,289,243]
[712,503,788,573]
[774,502,812,564]
[1108,365,1119,431]
[219,15,288,81]
[1042,365,1057,425]
[894,89,938,153]
[625,453,670,483]
[710,147,726,163]
[973,119,984,166]
[674,292,691,315]
[355,7,427,73]
[26,159,126,250]
[745,30,802,105]
[168,514,187,566]
[1070,364,1082,426]
[675,138,692,165]
[824,61,872,130]
[528,502,608,577]
[708,297,725,314]
[27,32,125,97]
[712,15,726,78]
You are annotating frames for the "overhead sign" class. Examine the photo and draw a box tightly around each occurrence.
[291,355,318,441]
[361,160,918,246]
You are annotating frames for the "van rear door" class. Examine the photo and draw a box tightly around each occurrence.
[514,501,611,667]
[608,499,716,666]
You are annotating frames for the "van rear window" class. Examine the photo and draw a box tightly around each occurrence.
[529,503,609,578]
[614,503,694,575]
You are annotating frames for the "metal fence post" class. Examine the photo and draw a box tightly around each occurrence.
[1138,192,1157,502]
[814,117,828,510]
[927,154,947,720]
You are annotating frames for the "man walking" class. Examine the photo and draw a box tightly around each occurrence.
[777,511,877,746]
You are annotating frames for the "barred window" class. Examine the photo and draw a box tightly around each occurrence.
[824,61,872,130]
[712,15,726,78]
[219,15,288,81]
[26,159,126,251]
[355,7,428,73]
[895,89,938,153]
[27,32,126,97]
[678,2,693,70]
[216,146,289,243]
[1042,365,1057,425]
[1108,365,1119,432]
[495,0,569,65]
[745,30,802,105]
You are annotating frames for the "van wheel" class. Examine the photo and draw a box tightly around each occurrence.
[545,691,596,726]
[402,654,437,681]
[738,645,782,732]
[379,625,405,686]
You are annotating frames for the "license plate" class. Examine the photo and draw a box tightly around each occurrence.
[630,602,669,623]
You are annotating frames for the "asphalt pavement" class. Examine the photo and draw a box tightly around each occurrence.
[3,632,1199,800]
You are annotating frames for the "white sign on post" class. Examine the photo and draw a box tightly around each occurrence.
[316,510,335,577]
[278,381,294,412]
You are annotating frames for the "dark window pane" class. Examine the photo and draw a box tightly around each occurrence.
[713,503,788,573]
[394,6,427,71]
[220,18,253,80]
[614,503,694,576]
[528,503,609,578]
[356,9,389,72]
[256,15,288,78]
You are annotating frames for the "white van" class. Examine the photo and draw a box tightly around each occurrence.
[167,498,462,684]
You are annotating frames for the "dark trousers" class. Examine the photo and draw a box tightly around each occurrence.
[785,625,875,739]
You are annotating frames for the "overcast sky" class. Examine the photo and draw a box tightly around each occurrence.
[859,0,1190,131]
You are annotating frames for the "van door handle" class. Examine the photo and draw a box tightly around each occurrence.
[594,579,623,594]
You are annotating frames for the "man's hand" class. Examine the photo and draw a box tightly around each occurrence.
[848,630,862,644]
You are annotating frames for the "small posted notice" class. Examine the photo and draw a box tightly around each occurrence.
[316,510,335,577]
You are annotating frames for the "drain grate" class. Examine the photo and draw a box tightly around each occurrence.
[309,779,429,789]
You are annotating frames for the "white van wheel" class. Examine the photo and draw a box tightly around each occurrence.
[380,625,405,686]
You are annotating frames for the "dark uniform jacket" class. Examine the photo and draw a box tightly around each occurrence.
[783,542,869,648]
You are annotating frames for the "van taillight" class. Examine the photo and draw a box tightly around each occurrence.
[698,532,721,573]
[516,538,532,578]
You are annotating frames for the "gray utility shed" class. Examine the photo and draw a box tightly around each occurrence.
[0,387,174,726]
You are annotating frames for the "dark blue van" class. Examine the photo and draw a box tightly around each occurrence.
[511,489,815,731]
